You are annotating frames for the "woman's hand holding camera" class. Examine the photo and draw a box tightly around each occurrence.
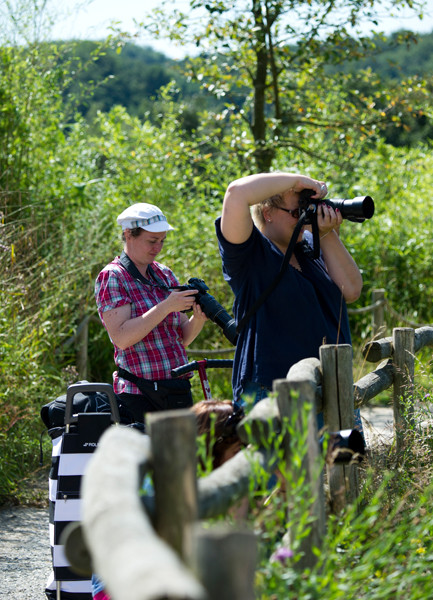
[317,203,343,240]
[165,289,199,313]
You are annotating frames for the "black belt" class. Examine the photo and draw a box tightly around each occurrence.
[117,367,190,392]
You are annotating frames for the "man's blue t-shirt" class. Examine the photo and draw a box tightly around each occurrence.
[215,218,351,401]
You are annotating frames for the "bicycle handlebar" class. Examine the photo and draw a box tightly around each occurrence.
[171,359,233,378]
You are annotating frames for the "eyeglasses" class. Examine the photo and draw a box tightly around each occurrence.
[276,206,300,219]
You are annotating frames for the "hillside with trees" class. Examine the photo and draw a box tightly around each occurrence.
[60,31,433,144]
[59,41,208,128]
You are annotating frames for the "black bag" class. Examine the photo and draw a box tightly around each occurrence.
[40,380,135,433]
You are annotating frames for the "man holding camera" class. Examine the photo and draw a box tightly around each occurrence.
[215,172,363,405]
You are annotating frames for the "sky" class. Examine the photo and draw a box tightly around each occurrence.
[9,0,433,58]
[50,0,196,57]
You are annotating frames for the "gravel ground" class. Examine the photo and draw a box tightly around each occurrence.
[361,406,394,445]
[0,506,52,599]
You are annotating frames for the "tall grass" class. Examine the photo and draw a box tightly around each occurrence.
[243,395,433,598]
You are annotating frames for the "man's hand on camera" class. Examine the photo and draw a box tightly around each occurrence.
[317,203,343,238]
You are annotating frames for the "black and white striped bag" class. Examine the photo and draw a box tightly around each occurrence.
[43,383,120,600]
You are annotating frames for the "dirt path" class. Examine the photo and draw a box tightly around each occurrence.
[0,506,52,599]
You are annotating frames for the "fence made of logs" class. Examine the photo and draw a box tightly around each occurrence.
[66,324,433,600]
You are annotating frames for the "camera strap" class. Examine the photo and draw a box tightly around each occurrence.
[236,206,320,335]
[118,251,171,291]
[300,189,321,260]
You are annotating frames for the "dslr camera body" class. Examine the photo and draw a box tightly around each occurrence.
[299,189,374,223]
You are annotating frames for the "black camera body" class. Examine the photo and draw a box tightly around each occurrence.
[176,277,238,346]
[326,429,365,464]
[299,188,374,224]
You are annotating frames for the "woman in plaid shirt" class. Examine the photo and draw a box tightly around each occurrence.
[95,203,207,423]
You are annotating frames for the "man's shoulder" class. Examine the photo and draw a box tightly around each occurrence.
[215,218,262,249]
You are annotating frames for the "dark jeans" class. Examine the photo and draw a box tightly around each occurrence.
[241,380,272,405]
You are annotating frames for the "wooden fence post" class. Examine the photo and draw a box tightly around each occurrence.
[392,327,415,453]
[273,377,325,569]
[148,409,198,561]
[74,314,100,380]
[372,288,386,337]
[320,344,358,513]
[76,315,89,380]
[81,427,206,600]
[191,525,257,600]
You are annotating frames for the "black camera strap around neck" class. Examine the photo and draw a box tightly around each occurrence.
[119,251,170,291]
[235,205,320,336]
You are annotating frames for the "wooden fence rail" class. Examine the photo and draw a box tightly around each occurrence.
[73,324,433,599]
[359,326,433,451]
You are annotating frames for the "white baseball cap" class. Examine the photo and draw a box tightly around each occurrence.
[116,203,174,232]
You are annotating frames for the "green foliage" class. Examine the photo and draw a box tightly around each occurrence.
[247,392,433,599]
[343,143,433,336]
[60,42,178,121]
[324,30,433,145]
[143,0,430,171]
[0,44,65,195]
[327,29,433,81]
[1,0,433,516]
[256,478,433,599]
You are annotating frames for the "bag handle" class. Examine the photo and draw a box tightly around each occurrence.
[65,382,121,430]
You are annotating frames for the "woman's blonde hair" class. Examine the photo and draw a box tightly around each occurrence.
[252,193,286,229]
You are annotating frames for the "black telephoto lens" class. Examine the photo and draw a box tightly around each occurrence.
[326,196,374,223]
[187,278,238,346]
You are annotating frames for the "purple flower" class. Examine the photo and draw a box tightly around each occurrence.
[271,546,294,565]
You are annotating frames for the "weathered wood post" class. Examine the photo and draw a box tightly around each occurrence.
[191,526,257,600]
[148,409,198,561]
[75,314,99,379]
[76,316,89,380]
[320,344,358,513]
[372,288,386,337]
[392,327,415,453]
[81,426,206,600]
[149,413,258,599]
[273,368,325,570]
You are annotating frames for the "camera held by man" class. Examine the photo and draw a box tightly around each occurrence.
[299,188,374,224]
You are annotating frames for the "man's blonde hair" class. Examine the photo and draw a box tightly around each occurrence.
[252,193,286,229]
